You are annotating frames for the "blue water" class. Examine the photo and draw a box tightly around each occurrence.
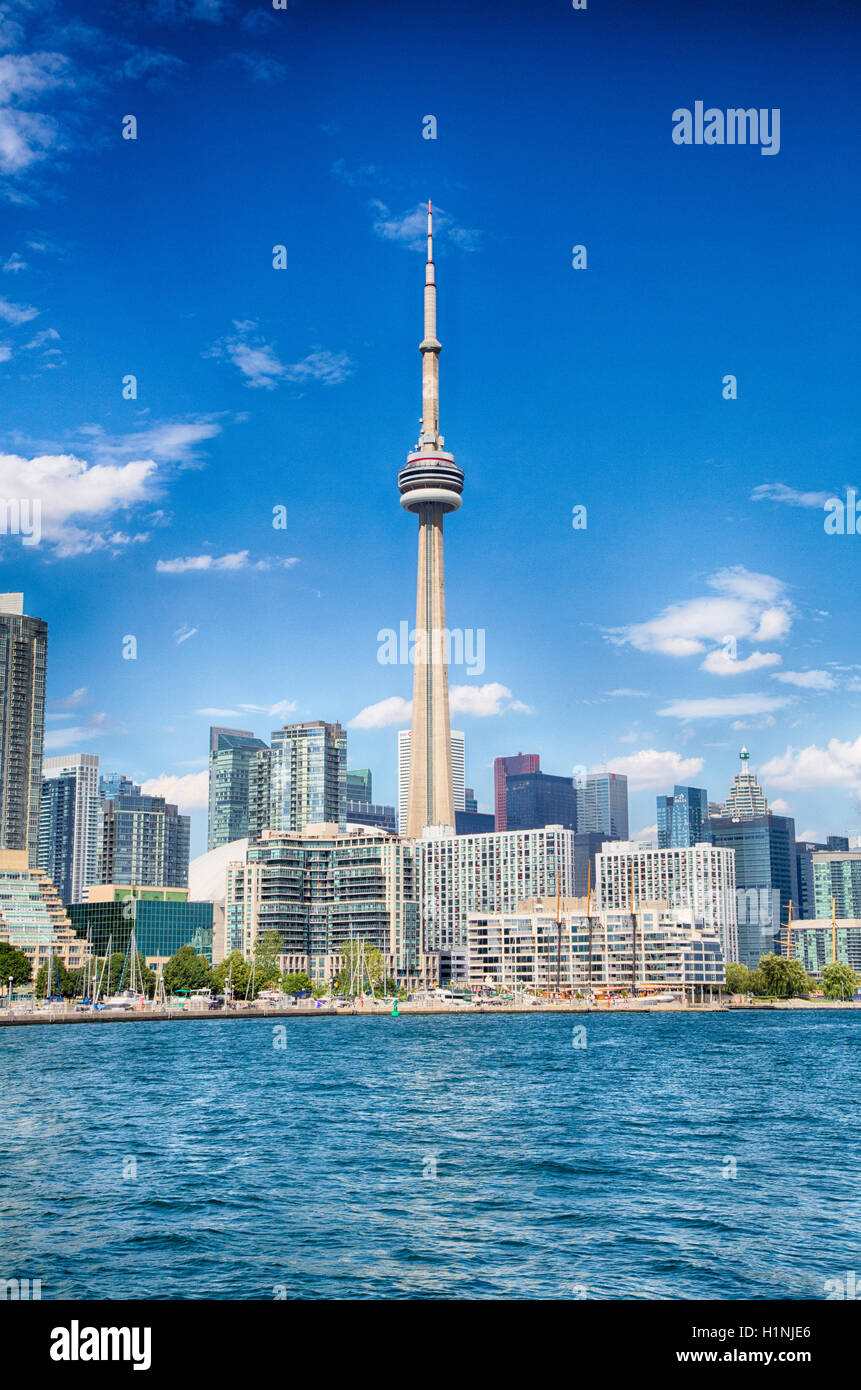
[2,1011,859,1300]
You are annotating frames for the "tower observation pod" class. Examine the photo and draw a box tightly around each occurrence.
[398,202,464,838]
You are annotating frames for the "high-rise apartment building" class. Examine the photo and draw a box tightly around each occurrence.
[595,840,738,961]
[270,721,346,833]
[97,785,190,888]
[657,786,711,849]
[225,824,421,983]
[796,840,826,919]
[709,813,798,968]
[398,728,465,835]
[506,770,576,832]
[575,772,629,840]
[812,850,861,919]
[0,593,47,866]
[39,754,100,903]
[420,825,575,951]
[493,752,539,831]
[208,726,269,851]
[100,773,139,801]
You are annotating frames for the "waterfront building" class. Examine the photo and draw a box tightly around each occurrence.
[466,896,725,999]
[97,785,190,888]
[399,202,465,838]
[398,728,465,834]
[494,752,540,832]
[420,825,575,952]
[790,919,861,976]
[247,746,272,844]
[69,884,213,970]
[0,849,87,976]
[719,747,768,819]
[709,813,798,968]
[812,850,861,919]
[0,593,47,867]
[506,770,576,832]
[574,772,629,840]
[657,785,711,849]
[346,801,398,833]
[39,754,100,904]
[188,837,247,964]
[595,840,738,961]
[208,726,269,851]
[226,823,421,985]
[270,721,346,833]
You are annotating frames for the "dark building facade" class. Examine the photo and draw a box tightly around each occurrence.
[710,813,799,968]
[493,752,539,831]
[506,771,576,833]
[657,785,711,849]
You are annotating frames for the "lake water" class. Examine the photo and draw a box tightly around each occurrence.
[2,1011,859,1300]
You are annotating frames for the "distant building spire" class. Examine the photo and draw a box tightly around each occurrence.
[419,199,442,448]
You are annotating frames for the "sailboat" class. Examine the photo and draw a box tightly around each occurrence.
[102,927,146,1010]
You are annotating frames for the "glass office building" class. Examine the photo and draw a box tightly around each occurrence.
[506,771,576,832]
[657,786,711,849]
[69,886,213,967]
[574,772,629,840]
[0,594,47,867]
[709,813,799,968]
[812,852,861,919]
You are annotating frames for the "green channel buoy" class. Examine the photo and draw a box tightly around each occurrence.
[391,1001,400,1017]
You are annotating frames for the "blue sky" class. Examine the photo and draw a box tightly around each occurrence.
[2,0,860,858]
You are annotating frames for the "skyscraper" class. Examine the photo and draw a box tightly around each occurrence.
[0,593,47,866]
[346,769,373,802]
[399,202,464,838]
[720,748,768,819]
[575,772,629,840]
[493,752,540,831]
[398,728,465,835]
[709,813,799,968]
[39,753,100,903]
[595,840,738,961]
[812,850,861,919]
[208,726,269,851]
[506,770,576,832]
[270,721,346,832]
[657,785,711,849]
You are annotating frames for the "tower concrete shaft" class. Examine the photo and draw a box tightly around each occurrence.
[398,202,464,839]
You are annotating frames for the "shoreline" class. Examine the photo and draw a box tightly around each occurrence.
[1,998,859,1027]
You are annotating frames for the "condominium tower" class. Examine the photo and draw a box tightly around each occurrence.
[0,593,47,866]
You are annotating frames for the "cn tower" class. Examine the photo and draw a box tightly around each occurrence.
[398,201,464,838]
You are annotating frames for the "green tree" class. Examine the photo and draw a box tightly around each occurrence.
[164,944,212,994]
[724,962,752,994]
[212,950,250,999]
[283,971,313,995]
[35,959,76,999]
[820,962,859,1000]
[336,940,384,995]
[253,930,283,990]
[0,942,32,989]
[758,953,811,999]
[748,967,767,996]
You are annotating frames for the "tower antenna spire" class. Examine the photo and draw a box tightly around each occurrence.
[419,198,441,447]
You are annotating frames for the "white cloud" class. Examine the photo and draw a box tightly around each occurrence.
[632,823,658,845]
[349,696,412,729]
[759,736,861,791]
[605,688,650,698]
[3,253,27,272]
[156,550,296,573]
[0,296,38,324]
[0,51,73,178]
[173,624,197,645]
[772,669,836,691]
[206,321,351,390]
[658,694,791,722]
[52,686,88,710]
[43,712,110,751]
[606,567,793,661]
[370,200,481,253]
[596,749,704,791]
[751,483,832,509]
[770,798,793,815]
[141,770,208,814]
[0,450,157,556]
[700,648,783,677]
[449,682,531,717]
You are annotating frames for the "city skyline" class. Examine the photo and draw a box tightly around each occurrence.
[1,0,860,857]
